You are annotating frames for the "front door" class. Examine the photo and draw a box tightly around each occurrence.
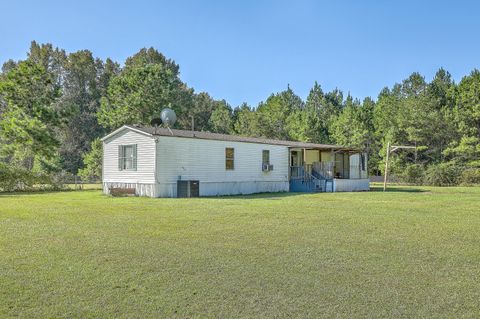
[291,151,301,167]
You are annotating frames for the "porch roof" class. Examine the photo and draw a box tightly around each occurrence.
[116,125,360,151]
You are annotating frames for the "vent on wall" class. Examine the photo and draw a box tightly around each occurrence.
[177,180,200,198]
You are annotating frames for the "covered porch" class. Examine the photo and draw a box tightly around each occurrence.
[288,147,369,192]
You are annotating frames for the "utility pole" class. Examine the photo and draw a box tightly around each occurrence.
[383,143,390,192]
[383,143,417,192]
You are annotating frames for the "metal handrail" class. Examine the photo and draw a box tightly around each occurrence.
[312,161,334,179]
[290,164,335,192]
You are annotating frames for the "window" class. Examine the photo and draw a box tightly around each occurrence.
[262,150,274,171]
[262,150,270,165]
[360,154,366,171]
[225,148,234,170]
[118,144,137,170]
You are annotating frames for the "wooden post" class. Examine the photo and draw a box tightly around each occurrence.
[288,149,291,180]
[414,141,417,163]
[383,142,390,192]
[331,149,335,178]
[303,148,306,180]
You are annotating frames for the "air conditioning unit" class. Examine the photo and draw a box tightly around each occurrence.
[262,164,274,172]
[177,180,200,198]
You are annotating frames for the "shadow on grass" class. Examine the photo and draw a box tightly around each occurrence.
[0,189,308,200]
[202,191,309,200]
[0,188,101,198]
[4,187,431,200]
[370,186,428,193]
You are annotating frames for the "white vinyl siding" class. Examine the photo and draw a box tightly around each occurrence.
[103,129,155,184]
[155,136,289,196]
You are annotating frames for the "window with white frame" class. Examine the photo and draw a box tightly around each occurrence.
[118,144,137,170]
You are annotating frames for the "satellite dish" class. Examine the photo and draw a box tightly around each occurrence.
[160,108,177,127]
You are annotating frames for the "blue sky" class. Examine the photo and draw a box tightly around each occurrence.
[1,0,480,107]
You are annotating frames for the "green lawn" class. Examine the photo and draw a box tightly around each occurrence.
[1,186,480,318]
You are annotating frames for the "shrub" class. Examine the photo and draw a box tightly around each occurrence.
[458,168,480,186]
[424,163,460,186]
[400,164,425,185]
[78,138,102,182]
[0,163,66,192]
[43,171,69,190]
[0,164,33,191]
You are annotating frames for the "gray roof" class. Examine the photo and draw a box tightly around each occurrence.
[124,125,359,151]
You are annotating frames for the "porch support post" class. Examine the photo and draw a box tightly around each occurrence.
[358,152,361,179]
[331,149,335,178]
[303,148,306,180]
[288,149,291,181]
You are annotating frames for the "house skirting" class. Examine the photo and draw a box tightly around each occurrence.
[102,179,368,197]
[156,180,289,198]
[103,182,156,197]
[333,179,370,192]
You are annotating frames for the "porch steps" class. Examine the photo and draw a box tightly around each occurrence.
[289,177,333,193]
[289,165,333,193]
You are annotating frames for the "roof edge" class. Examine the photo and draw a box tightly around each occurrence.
[101,125,362,152]
[100,125,154,141]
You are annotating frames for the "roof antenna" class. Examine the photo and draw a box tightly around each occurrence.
[160,107,176,136]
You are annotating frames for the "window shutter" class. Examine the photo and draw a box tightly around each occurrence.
[118,145,123,171]
[133,144,137,171]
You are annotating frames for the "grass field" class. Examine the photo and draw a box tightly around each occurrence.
[1,186,480,318]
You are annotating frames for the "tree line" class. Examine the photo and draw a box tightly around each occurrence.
[0,41,479,190]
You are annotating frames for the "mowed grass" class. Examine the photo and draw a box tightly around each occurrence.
[1,186,480,318]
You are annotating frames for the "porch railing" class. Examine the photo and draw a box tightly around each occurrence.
[290,162,367,180]
[289,165,329,192]
[312,161,334,179]
[290,165,308,180]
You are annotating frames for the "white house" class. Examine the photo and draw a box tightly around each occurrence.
[101,125,369,197]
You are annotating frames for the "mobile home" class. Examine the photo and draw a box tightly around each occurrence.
[101,125,369,197]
